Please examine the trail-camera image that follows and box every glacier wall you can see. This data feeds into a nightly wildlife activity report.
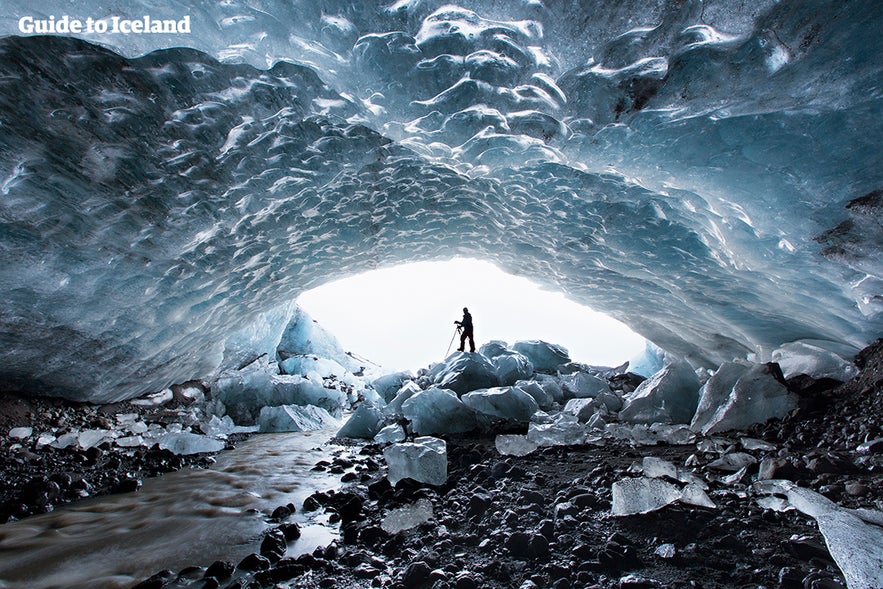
[0,0,881,401]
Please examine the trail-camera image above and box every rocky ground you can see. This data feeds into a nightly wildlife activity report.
[127,341,882,589]
[0,384,244,523]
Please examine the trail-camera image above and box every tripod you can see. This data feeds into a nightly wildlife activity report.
[445,325,462,357]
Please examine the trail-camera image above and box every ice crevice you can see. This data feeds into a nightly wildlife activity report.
[0,0,880,402]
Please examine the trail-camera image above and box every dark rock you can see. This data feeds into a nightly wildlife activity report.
[402,561,432,588]
[359,525,389,547]
[302,492,325,511]
[786,537,833,563]
[271,504,293,521]
[777,566,805,589]
[333,492,364,522]
[506,531,549,559]
[236,553,271,571]
[132,569,175,589]
[467,493,492,519]
[538,519,555,541]
[204,561,235,580]
[279,522,302,540]
[844,481,869,496]
[454,571,479,589]
[254,561,307,584]
[353,563,380,578]
[260,529,287,561]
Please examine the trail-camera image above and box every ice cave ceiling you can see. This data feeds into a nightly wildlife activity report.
[0,0,881,402]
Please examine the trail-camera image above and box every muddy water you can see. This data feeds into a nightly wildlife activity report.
[0,430,355,589]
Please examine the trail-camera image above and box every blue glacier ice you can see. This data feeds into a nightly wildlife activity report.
[461,386,540,426]
[383,436,448,486]
[0,0,880,406]
[401,387,478,435]
[619,359,701,424]
[337,403,385,439]
[431,352,499,395]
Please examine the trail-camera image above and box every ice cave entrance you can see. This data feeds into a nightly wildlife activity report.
[297,258,645,371]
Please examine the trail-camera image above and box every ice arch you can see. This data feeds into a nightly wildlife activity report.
[0,0,881,402]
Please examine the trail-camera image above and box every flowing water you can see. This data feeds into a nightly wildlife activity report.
[0,430,355,589]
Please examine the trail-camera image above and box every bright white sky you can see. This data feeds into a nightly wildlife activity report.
[297,258,645,371]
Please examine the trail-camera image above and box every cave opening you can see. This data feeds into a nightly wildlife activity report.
[296,257,646,372]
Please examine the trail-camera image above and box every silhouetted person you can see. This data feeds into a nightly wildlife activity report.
[455,307,475,353]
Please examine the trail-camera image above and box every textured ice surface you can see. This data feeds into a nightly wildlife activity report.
[130,389,173,407]
[612,478,682,515]
[512,341,571,372]
[384,381,423,417]
[374,424,406,444]
[8,427,32,440]
[372,372,415,404]
[0,1,881,402]
[612,477,715,515]
[257,404,339,433]
[771,341,860,381]
[479,341,509,360]
[495,434,539,457]
[561,372,611,399]
[619,361,701,424]
[214,358,346,425]
[514,381,554,410]
[401,388,477,435]
[337,403,385,439]
[462,386,540,426]
[754,480,883,589]
[527,412,586,447]
[384,437,447,486]
[642,456,678,480]
[158,432,226,455]
[492,352,534,386]
[693,364,796,434]
[432,353,499,395]
[381,499,434,534]
[276,307,361,373]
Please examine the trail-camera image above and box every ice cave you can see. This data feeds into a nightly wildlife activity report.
[0,1,881,588]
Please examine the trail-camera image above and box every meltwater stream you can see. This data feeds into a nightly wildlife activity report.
[0,429,355,589]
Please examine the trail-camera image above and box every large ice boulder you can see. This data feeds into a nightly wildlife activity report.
[384,437,447,486]
[561,372,610,399]
[462,386,540,426]
[514,380,554,409]
[493,352,535,386]
[372,371,414,403]
[214,358,346,425]
[385,381,422,417]
[401,388,478,435]
[479,340,509,360]
[257,404,340,433]
[512,341,571,371]
[276,307,361,372]
[431,352,499,395]
[619,360,701,425]
[771,340,859,381]
[692,363,797,435]
[534,374,564,403]
[527,412,587,446]
[337,403,385,439]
